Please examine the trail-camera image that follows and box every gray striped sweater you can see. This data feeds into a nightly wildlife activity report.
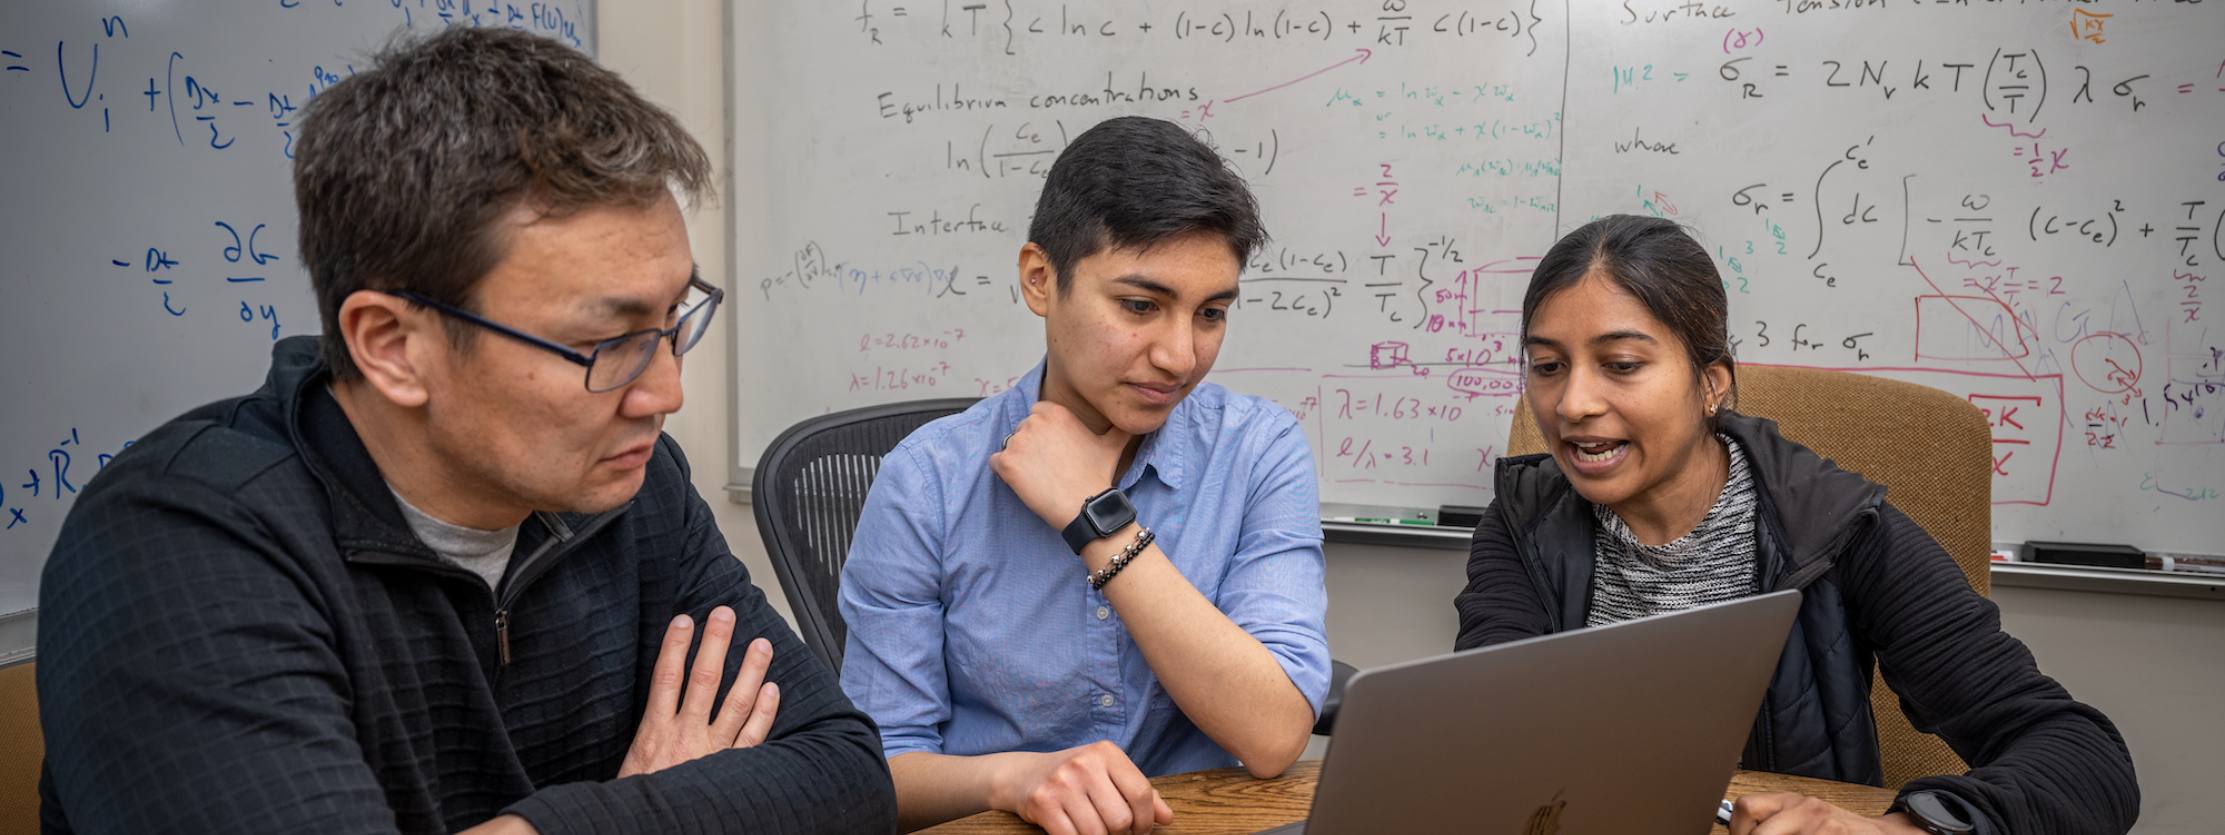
[1586,435,1758,627]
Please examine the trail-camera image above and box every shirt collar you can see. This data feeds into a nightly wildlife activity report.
[272,338,591,567]
[1010,359,1190,492]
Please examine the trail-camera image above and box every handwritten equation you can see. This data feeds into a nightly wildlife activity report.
[849,0,1547,55]
[11,4,583,160]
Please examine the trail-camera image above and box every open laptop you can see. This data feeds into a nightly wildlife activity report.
[1260,590,1801,834]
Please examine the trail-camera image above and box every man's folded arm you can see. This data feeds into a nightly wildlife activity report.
[506,446,899,834]
[38,482,403,835]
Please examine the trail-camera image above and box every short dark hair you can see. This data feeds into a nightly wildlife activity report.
[1027,116,1267,293]
[294,27,712,379]
[1522,214,1739,419]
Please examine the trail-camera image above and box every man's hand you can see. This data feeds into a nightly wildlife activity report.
[619,606,781,778]
[989,401,1132,531]
[988,741,1173,835]
[1730,793,1928,835]
[458,814,541,834]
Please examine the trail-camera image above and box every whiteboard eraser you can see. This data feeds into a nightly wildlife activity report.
[2019,541,2144,570]
[1437,504,1486,528]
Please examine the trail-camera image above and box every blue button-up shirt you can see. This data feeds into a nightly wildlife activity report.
[838,362,1329,776]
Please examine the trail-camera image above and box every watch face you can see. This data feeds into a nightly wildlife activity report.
[1083,490,1134,533]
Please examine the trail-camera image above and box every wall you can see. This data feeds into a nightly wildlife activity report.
[1990,585,2225,835]
[597,0,788,624]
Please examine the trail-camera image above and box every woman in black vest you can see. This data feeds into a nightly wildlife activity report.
[1454,214,2136,835]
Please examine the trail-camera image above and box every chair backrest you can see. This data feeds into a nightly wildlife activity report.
[753,398,978,672]
[1507,364,1993,788]
[1,661,39,835]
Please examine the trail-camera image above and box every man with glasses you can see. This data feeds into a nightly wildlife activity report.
[35,28,895,835]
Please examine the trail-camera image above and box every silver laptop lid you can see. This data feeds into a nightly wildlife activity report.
[1298,590,1801,835]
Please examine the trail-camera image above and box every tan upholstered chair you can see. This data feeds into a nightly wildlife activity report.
[1507,364,1993,789]
[1,661,39,835]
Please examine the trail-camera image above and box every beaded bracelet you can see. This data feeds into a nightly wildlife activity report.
[1088,526,1154,590]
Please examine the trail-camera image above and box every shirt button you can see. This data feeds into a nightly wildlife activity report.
[1095,606,1111,621]
[1100,693,1116,708]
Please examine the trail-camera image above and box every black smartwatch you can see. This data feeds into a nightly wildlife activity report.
[1061,487,1137,554]
[1893,791,1976,835]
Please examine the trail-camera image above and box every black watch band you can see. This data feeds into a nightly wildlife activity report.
[1061,487,1136,554]
[1893,791,1976,835]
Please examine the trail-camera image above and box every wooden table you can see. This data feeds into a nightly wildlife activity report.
[921,760,1899,834]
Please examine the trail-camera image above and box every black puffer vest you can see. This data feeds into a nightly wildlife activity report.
[1486,412,1888,784]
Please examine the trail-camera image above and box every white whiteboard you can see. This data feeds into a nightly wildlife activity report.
[733,0,2223,554]
[0,0,595,619]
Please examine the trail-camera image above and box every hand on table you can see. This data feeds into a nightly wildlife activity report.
[990,740,1173,835]
[1729,793,1927,835]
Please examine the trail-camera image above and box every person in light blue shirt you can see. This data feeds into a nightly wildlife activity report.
[838,116,1329,835]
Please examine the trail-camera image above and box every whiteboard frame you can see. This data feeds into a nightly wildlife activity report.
[723,0,752,509]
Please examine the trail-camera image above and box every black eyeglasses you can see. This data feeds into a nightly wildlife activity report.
[400,276,724,393]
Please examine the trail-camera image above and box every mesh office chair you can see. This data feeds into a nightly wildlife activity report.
[1508,364,1994,788]
[754,398,1356,736]
[753,399,978,672]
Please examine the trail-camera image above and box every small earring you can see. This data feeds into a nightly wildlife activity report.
[1706,401,1719,417]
